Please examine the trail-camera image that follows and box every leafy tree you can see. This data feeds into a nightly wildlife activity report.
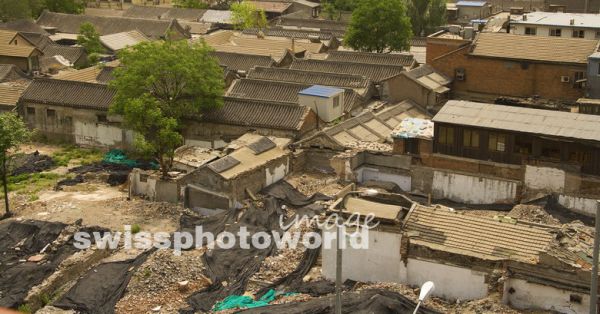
[173,0,209,9]
[77,22,104,60]
[44,0,85,14]
[332,0,359,11]
[408,0,446,36]
[344,0,412,53]
[0,0,33,22]
[109,40,224,177]
[0,113,30,219]
[231,2,267,30]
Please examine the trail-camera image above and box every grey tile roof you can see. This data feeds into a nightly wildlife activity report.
[247,67,372,94]
[326,51,417,68]
[0,19,48,34]
[199,97,311,131]
[20,78,115,110]
[42,44,86,63]
[290,59,405,82]
[36,11,189,39]
[199,10,232,24]
[123,6,207,21]
[433,100,600,142]
[210,51,275,72]
[20,32,53,50]
[242,27,343,40]
[226,78,362,111]
[0,64,29,83]
[278,16,347,32]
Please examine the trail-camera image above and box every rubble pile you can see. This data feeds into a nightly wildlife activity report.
[345,140,392,152]
[287,173,342,197]
[115,249,210,314]
[508,204,561,225]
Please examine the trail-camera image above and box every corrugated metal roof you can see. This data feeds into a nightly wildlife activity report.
[471,33,598,64]
[433,100,600,142]
[298,85,343,98]
[405,204,554,264]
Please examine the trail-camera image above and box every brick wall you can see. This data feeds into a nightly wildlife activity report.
[429,45,586,101]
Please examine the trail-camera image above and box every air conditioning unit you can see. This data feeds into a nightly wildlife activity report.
[560,76,570,83]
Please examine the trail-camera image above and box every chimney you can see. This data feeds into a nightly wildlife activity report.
[570,18,575,25]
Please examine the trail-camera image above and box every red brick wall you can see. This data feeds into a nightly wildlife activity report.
[429,46,586,101]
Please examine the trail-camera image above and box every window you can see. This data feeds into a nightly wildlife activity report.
[488,133,506,152]
[572,30,585,38]
[26,107,35,115]
[332,96,340,108]
[514,137,532,155]
[463,129,479,148]
[596,31,600,39]
[524,27,537,35]
[405,138,419,154]
[97,114,108,123]
[455,68,465,81]
[46,109,56,118]
[438,126,454,145]
[574,71,586,88]
[550,28,562,36]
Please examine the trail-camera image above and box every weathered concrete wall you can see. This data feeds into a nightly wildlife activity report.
[406,258,488,301]
[321,228,406,283]
[130,170,157,200]
[410,166,435,194]
[74,120,128,147]
[155,180,179,203]
[356,166,412,192]
[558,194,598,216]
[524,165,566,193]
[503,278,590,314]
[432,170,518,204]
[185,184,231,210]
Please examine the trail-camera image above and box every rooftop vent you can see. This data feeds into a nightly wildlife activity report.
[247,137,276,155]
[208,156,240,173]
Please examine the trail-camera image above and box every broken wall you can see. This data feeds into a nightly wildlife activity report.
[503,278,590,314]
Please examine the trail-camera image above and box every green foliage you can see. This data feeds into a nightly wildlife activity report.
[321,1,338,20]
[407,0,446,36]
[51,145,102,167]
[131,224,141,234]
[44,0,85,14]
[18,304,32,314]
[331,0,359,11]
[109,40,224,176]
[173,0,209,9]
[231,2,267,30]
[0,0,32,22]
[77,22,104,59]
[344,0,412,53]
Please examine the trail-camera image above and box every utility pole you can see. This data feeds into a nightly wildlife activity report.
[591,200,600,314]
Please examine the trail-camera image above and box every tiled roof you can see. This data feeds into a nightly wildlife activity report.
[278,16,347,32]
[404,205,554,264]
[0,45,38,58]
[42,44,86,63]
[100,30,149,52]
[433,100,600,142]
[403,64,451,93]
[199,97,311,131]
[204,31,325,55]
[227,78,361,111]
[36,11,188,39]
[290,59,405,82]
[199,10,233,24]
[20,32,53,50]
[122,6,206,21]
[20,78,115,110]
[0,30,17,44]
[242,27,343,40]
[247,1,292,13]
[471,33,598,64]
[210,51,275,72]
[326,51,416,68]
[0,64,29,83]
[247,67,371,90]
[0,20,48,34]
[54,66,103,83]
[0,83,28,107]
[179,21,214,35]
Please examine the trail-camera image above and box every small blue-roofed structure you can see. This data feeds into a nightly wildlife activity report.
[298,85,344,98]
[456,1,487,7]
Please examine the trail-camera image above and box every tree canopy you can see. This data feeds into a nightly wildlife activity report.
[77,22,104,64]
[344,0,412,53]
[109,40,224,177]
[408,0,446,36]
[0,0,82,22]
[173,0,209,9]
[230,2,267,30]
[0,113,30,218]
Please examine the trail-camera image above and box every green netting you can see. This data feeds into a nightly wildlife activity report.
[102,149,158,169]
[213,289,277,311]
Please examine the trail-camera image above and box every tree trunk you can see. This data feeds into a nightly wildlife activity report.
[2,156,10,218]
